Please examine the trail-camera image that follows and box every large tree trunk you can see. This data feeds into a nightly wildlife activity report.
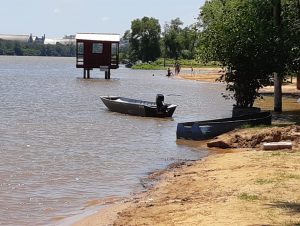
[273,0,282,112]
[274,73,282,112]
[297,74,300,90]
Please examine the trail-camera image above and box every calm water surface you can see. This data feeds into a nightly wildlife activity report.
[0,56,233,225]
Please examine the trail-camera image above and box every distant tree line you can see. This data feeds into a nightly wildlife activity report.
[120,17,198,63]
[0,40,76,57]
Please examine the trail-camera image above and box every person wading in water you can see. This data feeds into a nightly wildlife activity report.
[175,62,181,75]
[166,68,173,77]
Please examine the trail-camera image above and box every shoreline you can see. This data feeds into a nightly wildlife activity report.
[73,125,300,226]
[73,149,300,226]
[113,149,300,225]
[72,71,300,226]
[177,69,300,96]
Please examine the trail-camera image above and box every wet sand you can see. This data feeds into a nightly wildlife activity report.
[73,70,300,226]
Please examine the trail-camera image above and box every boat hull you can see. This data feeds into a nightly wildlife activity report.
[100,96,177,117]
[177,112,272,140]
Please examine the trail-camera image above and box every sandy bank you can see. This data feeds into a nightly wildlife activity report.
[178,68,300,96]
[177,68,223,83]
[113,150,300,226]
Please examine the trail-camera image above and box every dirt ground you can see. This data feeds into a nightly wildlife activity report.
[113,150,300,226]
[73,69,300,226]
[207,125,300,149]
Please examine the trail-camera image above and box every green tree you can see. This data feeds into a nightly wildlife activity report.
[198,0,288,108]
[119,30,131,61]
[181,25,198,59]
[282,0,300,78]
[14,42,23,56]
[0,40,76,57]
[163,18,184,60]
[162,18,199,60]
[0,41,4,55]
[4,41,14,55]
[129,17,161,62]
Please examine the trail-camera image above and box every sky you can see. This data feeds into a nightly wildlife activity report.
[0,0,205,38]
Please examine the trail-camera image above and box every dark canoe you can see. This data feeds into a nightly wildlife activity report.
[100,96,177,117]
[177,111,272,140]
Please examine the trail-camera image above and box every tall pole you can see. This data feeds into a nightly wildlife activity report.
[273,0,282,112]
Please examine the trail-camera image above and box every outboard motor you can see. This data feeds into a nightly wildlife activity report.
[156,94,165,112]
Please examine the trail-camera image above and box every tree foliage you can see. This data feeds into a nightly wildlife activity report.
[119,30,131,61]
[125,17,199,63]
[163,18,184,60]
[129,17,161,62]
[197,0,298,107]
[0,40,76,57]
[282,0,300,75]
[163,18,198,60]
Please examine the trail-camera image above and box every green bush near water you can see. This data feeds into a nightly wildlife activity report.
[131,58,219,70]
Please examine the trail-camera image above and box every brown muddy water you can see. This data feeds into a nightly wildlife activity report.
[0,56,234,225]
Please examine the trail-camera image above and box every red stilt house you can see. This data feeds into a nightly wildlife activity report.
[75,33,120,79]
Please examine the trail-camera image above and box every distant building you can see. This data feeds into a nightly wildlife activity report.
[32,34,46,44]
[0,34,30,42]
[0,33,75,45]
[63,35,75,39]
[43,34,75,45]
[44,38,75,45]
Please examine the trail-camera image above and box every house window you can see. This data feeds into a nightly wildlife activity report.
[111,43,118,55]
[92,43,103,54]
[77,42,84,54]
[111,43,118,62]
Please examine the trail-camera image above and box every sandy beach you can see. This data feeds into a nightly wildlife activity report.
[73,69,300,226]
[178,69,300,96]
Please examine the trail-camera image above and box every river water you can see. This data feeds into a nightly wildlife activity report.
[0,56,233,225]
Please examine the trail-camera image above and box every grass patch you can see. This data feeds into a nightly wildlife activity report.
[239,193,260,201]
[262,151,289,158]
[240,124,272,129]
[282,220,300,226]
[131,58,220,70]
[131,64,165,70]
[256,178,275,185]
[255,173,300,186]
[271,152,282,156]
[279,173,300,180]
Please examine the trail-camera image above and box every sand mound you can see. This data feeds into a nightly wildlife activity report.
[207,125,300,149]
